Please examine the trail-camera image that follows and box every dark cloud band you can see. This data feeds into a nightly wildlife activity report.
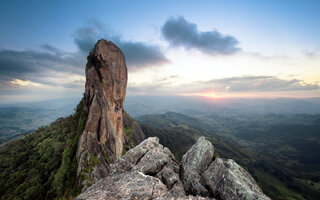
[161,16,240,55]
[0,48,84,83]
[73,20,168,68]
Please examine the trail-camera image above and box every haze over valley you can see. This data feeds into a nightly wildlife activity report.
[0,0,320,199]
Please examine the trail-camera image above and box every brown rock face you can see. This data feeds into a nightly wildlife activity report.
[76,40,131,189]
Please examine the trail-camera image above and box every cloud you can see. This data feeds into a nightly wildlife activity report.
[128,76,320,95]
[161,16,240,55]
[0,19,168,95]
[73,20,168,68]
[41,44,63,55]
[202,76,320,92]
[117,41,168,67]
[73,20,105,53]
[0,46,86,94]
[10,79,44,87]
[302,50,318,58]
[0,48,83,82]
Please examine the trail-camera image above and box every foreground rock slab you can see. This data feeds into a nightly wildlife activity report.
[76,137,207,200]
[76,136,270,200]
[76,171,168,200]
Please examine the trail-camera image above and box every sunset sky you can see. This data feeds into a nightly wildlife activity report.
[1,0,320,103]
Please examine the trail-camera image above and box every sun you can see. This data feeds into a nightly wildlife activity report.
[196,92,217,99]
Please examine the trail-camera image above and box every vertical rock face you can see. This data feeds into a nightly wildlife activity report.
[76,39,142,189]
[84,39,127,157]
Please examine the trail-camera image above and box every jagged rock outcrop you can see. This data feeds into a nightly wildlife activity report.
[76,136,270,200]
[202,158,270,200]
[181,136,214,196]
[181,137,270,200]
[76,137,207,200]
[76,40,145,189]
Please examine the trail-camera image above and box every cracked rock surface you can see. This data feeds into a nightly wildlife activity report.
[202,158,270,200]
[76,137,206,200]
[76,137,270,200]
[181,136,214,196]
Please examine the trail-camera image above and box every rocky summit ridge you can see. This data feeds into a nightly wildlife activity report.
[76,136,270,200]
[75,39,270,199]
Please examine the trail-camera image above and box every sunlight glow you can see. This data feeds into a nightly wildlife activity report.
[10,79,44,87]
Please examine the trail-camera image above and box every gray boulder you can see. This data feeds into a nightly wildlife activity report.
[181,136,214,196]
[76,170,168,200]
[76,137,207,200]
[202,158,271,200]
[76,136,270,200]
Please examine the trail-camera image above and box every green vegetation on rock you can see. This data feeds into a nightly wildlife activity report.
[78,151,99,187]
[122,110,144,155]
[0,97,88,200]
[213,152,220,159]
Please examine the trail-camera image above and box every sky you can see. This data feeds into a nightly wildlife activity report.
[0,0,320,103]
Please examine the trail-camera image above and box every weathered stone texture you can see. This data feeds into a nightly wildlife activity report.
[76,40,144,190]
[77,136,270,200]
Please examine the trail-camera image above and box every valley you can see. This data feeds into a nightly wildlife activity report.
[137,111,320,200]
